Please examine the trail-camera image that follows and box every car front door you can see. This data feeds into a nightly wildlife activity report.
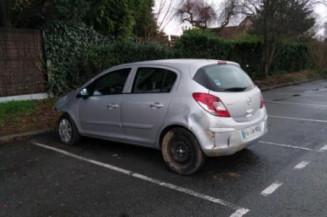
[121,66,178,146]
[78,68,131,140]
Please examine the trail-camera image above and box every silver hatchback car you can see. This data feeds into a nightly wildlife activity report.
[56,59,268,175]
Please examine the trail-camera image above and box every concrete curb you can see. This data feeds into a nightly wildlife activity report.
[260,77,326,91]
[0,128,53,144]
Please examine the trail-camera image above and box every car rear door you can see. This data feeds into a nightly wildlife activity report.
[78,68,131,139]
[120,66,178,146]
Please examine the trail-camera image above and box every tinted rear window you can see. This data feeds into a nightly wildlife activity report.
[193,64,254,92]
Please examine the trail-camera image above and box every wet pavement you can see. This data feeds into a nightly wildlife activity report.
[1,79,327,217]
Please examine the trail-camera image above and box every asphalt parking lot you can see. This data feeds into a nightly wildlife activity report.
[1,79,327,217]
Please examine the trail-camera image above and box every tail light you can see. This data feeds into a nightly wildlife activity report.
[260,93,265,108]
[192,93,230,117]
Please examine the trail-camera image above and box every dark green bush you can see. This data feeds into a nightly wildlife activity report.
[45,20,106,94]
[175,29,310,79]
[274,42,309,73]
[45,26,311,95]
[308,40,327,74]
[175,29,231,59]
[45,20,179,95]
[82,41,180,77]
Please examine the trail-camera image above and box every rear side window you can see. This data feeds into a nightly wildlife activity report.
[193,64,254,92]
[91,68,131,96]
[132,67,177,93]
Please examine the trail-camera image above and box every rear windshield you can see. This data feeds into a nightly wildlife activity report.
[193,64,254,92]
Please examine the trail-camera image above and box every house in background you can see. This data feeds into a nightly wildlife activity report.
[212,16,253,40]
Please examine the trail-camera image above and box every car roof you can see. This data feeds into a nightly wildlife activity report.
[112,59,240,77]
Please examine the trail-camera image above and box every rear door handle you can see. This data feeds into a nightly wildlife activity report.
[107,103,119,109]
[150,102,164,109]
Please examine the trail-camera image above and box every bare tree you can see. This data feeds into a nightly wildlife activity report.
[154,0,181,32]
[177,0,217,28]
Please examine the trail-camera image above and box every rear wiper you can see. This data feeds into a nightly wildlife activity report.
[223,87,247,92]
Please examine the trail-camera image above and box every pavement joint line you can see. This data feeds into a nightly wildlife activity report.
[294,161,310,170]
[268,115,327,123]
[261,182,283,196]
[318,144,327,152]
[259,141,318,152]
[265,101,327,107]
[32,142,249,214]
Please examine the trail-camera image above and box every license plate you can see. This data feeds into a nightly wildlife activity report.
[241,124,262,141]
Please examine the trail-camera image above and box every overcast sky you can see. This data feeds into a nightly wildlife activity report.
[154,0,327,37]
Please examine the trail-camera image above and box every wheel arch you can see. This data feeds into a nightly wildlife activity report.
[158,124,199,148]
[57,111,82,133]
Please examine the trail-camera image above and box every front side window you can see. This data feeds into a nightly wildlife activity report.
[90,68,131,96]
[132,67,177,93]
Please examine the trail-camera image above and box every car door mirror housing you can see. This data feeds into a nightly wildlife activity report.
[77,88,89,98]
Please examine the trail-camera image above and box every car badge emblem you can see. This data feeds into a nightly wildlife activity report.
[247,97,252,105]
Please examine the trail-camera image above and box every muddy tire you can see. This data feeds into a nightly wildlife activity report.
[57,114,81,145]
[161,128,206,175]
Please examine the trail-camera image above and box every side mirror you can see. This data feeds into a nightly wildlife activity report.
[77,88,89,98]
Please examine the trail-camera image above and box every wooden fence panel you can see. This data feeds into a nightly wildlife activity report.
[0,29,47,97]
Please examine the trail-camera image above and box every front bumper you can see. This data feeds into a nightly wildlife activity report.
[201,118,268,157]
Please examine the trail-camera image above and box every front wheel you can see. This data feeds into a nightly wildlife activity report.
[57,115,81,145]
[161,128,206,175]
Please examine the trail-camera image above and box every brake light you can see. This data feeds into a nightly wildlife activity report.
[192,93,230,117]
[260,93,265,108]
[218,60,227,65]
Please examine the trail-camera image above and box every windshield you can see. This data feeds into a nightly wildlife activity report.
[193,64,254,92]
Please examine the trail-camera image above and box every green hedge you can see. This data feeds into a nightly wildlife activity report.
[45,21,179,95]
[82,41,180,77]
[45,20,105,94]
[45,25,310,95]
[175,29,309,79]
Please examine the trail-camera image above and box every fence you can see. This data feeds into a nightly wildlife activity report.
[0,28,47,97]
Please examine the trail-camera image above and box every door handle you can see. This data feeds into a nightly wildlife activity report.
[107,103,119,109]
[150,102,164,109]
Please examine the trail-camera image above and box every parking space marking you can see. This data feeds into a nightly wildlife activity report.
[32,142,249,215]
[229,208,250,217]
[265,101,327,107]
[259,141,317,152]
[294,161,310,170]
[268,115,327,123]
[319,144,327,152]
[261,182,283,196]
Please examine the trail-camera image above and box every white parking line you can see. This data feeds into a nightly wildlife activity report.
[294,161,310,170]
[268,115,327,123]
[261,182,283,196]
[259,141,317,152]
[265,101,327,107]
[319,144,327,152]
[230,208,250,217]
[32,142,249,216]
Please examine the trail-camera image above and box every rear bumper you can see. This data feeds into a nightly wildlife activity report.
[200,116,268,157]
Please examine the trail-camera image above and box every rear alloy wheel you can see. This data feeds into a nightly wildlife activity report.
[161,128,206,175]
[57,115,81,145]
